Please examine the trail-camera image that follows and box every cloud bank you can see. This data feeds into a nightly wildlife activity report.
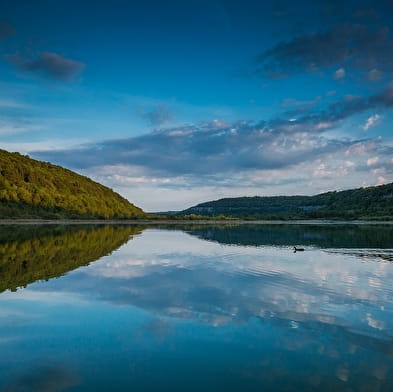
[34,84,393,176]
[33,120,371,177]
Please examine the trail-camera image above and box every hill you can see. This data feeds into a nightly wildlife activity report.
[0,149,145,219]
[181,183,393,220]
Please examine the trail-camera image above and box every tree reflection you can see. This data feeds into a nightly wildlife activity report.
[0,224,143,293]
[175,224,393,249]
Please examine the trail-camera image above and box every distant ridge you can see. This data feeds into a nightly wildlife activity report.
[181,183,393,220]
[0,149,146,219]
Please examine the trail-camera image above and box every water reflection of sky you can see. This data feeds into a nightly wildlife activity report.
[1,227,393,391]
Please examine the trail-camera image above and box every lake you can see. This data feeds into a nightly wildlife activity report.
[1,223,393,391]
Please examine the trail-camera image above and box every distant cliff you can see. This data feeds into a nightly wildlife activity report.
[181,183,393,220]
[0,149,146,219]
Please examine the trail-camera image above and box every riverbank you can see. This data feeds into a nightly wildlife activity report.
[1,219,393,225]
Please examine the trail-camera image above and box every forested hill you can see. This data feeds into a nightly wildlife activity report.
[181,183,393,220]
[0,149,146,219]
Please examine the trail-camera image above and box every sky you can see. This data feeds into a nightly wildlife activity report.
[1,0,393,211]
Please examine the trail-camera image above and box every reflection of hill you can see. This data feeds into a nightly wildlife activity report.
[0,225,143,292]
[179,224,393,249]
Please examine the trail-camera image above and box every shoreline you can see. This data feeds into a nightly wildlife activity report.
[0,219,393,225]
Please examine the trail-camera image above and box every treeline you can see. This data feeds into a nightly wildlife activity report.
[0,149,146,219]
[181,183,393,220]
[0,224,143,292]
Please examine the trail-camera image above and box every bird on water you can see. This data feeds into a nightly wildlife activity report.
[293,246,305,252]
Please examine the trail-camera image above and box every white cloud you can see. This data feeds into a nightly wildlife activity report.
[362,114,381,131]
[333,68,346,80]
[367,156,379,166]
[312,160,355,179]
[345,140,377,156]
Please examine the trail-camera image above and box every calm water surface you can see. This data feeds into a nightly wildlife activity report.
[1,224,393,391]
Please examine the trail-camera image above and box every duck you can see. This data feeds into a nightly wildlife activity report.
[293,246,305,252]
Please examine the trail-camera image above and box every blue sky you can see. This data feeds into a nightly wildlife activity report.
[1,0,393,210]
